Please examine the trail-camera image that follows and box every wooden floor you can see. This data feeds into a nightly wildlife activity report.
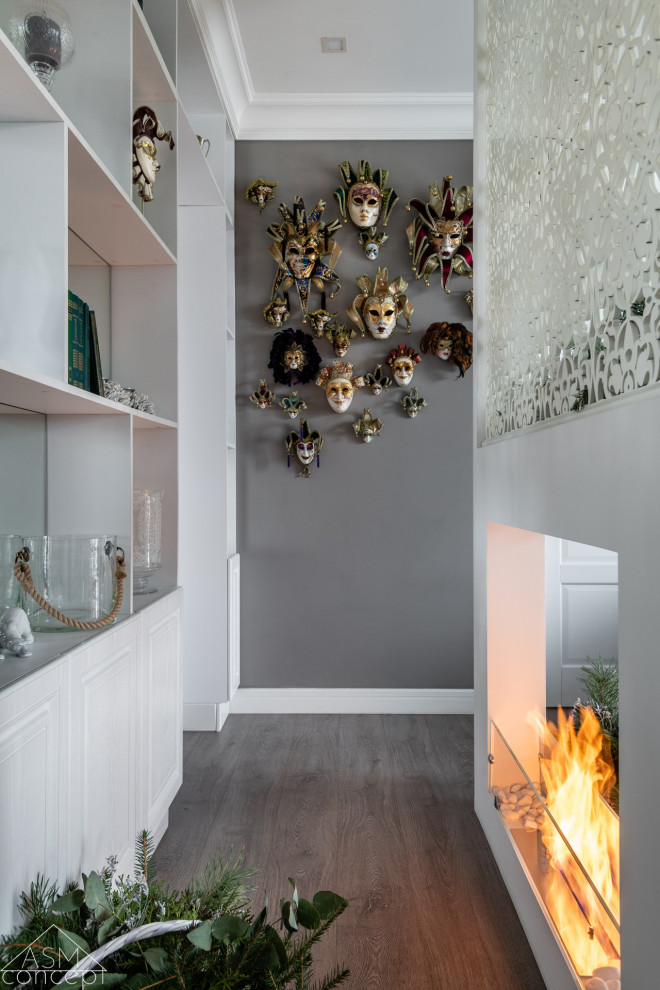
[154,714,547,989]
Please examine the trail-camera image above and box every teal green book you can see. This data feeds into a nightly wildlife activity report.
[82,301,91,391]
[68,290,86,389]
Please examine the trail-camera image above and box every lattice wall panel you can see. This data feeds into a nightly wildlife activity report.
[484,0,660,437]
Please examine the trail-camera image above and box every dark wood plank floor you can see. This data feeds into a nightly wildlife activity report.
[154,714,547,989]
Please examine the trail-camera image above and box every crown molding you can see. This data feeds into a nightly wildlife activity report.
[237,93,473,140]
[193,1,472,141]
[188,0,247,136]
[221,0,255,104]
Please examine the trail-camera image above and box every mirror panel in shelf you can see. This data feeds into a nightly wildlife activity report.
[0,403,46,536]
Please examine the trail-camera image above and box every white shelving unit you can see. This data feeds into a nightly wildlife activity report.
[0,0,236,927]
[0,0,235,642]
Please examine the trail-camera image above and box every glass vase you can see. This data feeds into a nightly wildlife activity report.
[0,535,24,616]
[132,489,164,594]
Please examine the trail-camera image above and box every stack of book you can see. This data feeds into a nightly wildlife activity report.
[67,290,104,395]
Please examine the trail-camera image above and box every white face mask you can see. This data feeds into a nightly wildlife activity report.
[135,138,159,186]
[393,359,415,386]
[364,294,397,339]
[296,441,316,465]
[348,183,381,227]
[325,378,354,412]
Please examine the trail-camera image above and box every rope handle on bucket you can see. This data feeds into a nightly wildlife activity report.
[13,545,126,630]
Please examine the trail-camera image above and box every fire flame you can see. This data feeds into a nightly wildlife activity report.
[532,707,620,976]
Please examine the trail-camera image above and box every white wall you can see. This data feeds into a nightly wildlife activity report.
[474,0,660,986]
[474,394,660,990]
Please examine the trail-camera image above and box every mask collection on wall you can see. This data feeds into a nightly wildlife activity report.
[246,165,473,477]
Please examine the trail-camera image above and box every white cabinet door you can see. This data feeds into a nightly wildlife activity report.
[0,662,69,935]
[68,621,139,880]
[546,537,618,707]
[136,589,182,844]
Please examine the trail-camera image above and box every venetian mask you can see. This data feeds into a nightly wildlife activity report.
[335,160,397,258]
[353,408,383,443]
[263,298,290,327]
[249,379,276,409]
[348,182,381,228]
[363,238,380,261]
[267,197,341,321]
[325,323,357,357]
[407,176,473,293]
[283,346,305,371]
[316,361,364,413]
[245,177,277,212]
[348,268,413,340]
[420,321,473,378]
[135,138,158,186]
[429,218,465,261]
[268,328,321,386]
[132,105,175,204]
[286,419,323,478]
[400,387,427,418]
[284,233,319,279]
[386,344,421,386]
[308,308,337,337]
[279,391,307,419]
[296,439,316,464]
[363,365,391,395]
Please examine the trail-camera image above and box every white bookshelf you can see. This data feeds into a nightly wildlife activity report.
[0,0,235,676]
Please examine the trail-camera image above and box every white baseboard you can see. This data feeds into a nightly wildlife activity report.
[183,702,230,731]
[229,688,474,715]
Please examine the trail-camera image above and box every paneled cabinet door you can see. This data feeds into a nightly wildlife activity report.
[0,662,69,936]
[68,620,139,881]
[136,589,183,844]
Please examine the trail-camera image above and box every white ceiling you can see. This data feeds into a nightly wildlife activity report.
[191,0,475,140]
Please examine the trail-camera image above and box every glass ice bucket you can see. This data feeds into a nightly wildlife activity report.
[19,535,120,631]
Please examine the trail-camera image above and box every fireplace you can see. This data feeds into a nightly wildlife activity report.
[482,522,621,989]
[489,716,620,988]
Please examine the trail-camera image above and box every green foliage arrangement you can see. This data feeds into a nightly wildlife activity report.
[571,655,619,809]
[0,832,349,990]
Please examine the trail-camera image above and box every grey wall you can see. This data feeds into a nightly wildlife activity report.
[235,140,473,689]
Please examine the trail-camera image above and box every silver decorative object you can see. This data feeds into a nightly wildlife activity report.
[0,606,34,657]
[103,379,155,415]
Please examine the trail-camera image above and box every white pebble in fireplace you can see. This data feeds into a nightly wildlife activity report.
[493,782,545,830]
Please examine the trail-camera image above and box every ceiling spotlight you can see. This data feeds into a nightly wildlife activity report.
[321,36,346,53]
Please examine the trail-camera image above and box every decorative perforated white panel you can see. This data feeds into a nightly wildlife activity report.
[484,0,660,437]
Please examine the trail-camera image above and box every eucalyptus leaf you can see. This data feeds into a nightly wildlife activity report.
[264,926,287,968]
[296,898,321,930]
[98,915,120,946]
[51,889,84,914]
[57,928,90,960]
[187,920,213,951]
[211,916,249,943]
[84,871,113,919]
[312,890,348,920]
[280,900,298,933]
[288,877,299,906]
[143,947,170,974]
